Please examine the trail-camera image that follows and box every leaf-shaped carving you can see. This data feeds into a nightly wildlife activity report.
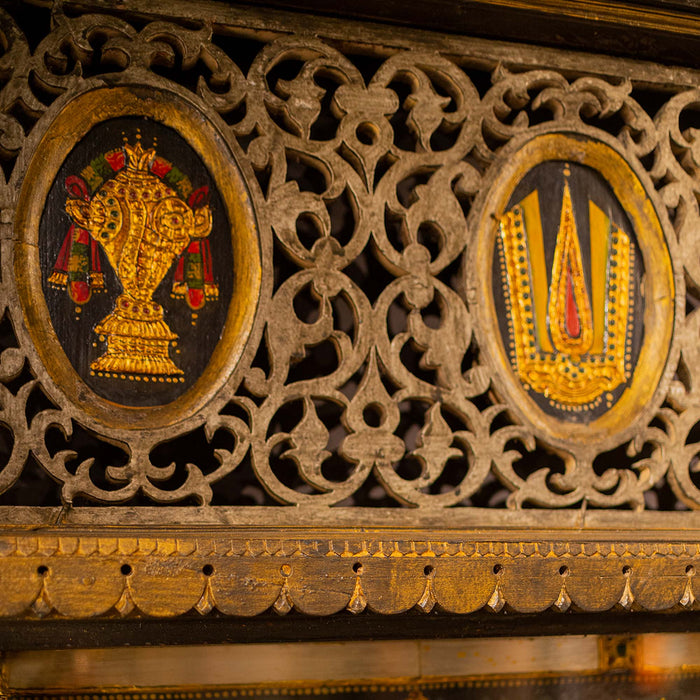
[282,398,332,487]
[411,404,461,483]
[341,351,405,469]
[276,71,326,139]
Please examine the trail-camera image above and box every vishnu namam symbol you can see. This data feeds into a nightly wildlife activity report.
[50,135,219,381]
[497,163,634,412]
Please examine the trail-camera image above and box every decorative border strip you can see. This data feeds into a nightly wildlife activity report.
[0,532,698,617]
[60,0,700,86]
[6,634,700,695]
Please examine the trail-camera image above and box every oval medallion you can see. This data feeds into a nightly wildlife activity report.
[15,86,261,429]
[472,133,676,445]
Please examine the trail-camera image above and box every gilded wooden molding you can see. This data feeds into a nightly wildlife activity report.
[1,0,700,624]
[0,530,698,617]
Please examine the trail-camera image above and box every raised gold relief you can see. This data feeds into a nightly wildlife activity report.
[546,178,595,357]
[497,167,632,410]
[14,85,262,428]
[473,132,675,444]
[63,138,215,381]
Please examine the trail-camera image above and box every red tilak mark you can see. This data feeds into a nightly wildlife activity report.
[187,287,205,310]
[565,266,580,339]
[69,280,90,304]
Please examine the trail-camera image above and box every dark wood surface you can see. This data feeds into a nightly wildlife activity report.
[2,610,700,650]
[219,0,700,68]
[15,0,700,67]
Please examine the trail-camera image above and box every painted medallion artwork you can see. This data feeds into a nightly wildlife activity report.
[493,160,644,422]
[475,133,675,442]
[38,117,234,407]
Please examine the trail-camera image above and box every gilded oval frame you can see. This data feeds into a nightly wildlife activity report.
[14,85,262,431]
[470,131,678,449]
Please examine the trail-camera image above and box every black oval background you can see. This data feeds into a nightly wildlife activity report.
[38,116,234,407]
[491,160,645,423]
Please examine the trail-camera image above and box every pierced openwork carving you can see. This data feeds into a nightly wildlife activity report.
[0,1,698,518]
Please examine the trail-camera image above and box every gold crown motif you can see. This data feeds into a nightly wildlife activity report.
[124,138,156,173]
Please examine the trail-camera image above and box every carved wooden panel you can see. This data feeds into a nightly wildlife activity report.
[1,0,700,622]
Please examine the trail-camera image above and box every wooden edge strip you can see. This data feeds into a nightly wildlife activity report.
[0,531,698,618]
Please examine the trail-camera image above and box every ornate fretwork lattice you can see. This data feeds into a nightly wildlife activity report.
[1,2,700,515]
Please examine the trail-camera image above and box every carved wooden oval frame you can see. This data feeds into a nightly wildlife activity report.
[13,83,262,431]
[470,130,679,452]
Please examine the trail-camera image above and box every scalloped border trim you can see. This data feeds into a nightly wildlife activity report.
[1,533,698,618]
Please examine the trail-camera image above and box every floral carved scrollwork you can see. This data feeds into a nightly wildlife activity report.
[0,3,699,515]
